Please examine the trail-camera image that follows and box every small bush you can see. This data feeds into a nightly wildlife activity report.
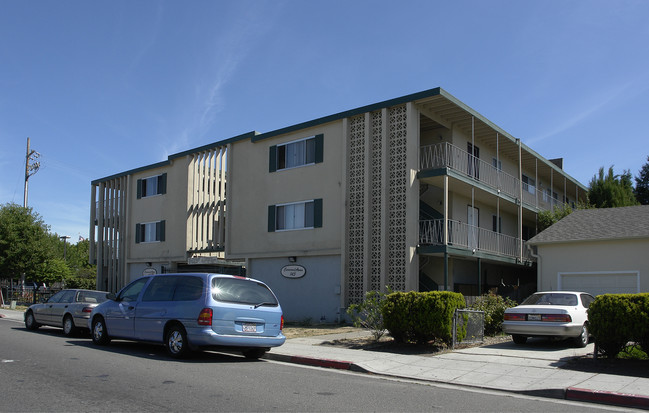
[590,293,649,358]
[347,290,387,341]
[382,291,465,345]
[469,293,517,336]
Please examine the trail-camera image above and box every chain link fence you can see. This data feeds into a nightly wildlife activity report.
[452,309,484,348]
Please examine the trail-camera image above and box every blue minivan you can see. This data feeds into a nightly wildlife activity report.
[88,273,285,358]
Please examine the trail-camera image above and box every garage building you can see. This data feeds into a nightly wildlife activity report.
[527,205,649,296]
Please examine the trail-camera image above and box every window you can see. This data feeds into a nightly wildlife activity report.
[522,175,535,194]
[137,173,167,199]
[211,277,278,306]
[492,158,502,171]
[269,134,324,172]
[467,143,480,179]
[118,277,150,302]
[141,276,204,302]
[135,220,165,243]
[268,199,323,232]
[492,215,502,233]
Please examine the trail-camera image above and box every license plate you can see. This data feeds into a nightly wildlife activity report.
[527,314,541,321]
[242,323,257,333]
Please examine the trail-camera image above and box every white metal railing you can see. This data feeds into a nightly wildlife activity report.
[419,219,534,261]
[420,142,566,209]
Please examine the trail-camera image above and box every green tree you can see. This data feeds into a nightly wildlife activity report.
[588,166,639,208]
[635,156,649,205]
[38,257,72,285]
[538,204,573,232]
[0,203,54,281]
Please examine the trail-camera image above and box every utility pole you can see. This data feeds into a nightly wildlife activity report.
[24,137,41,208]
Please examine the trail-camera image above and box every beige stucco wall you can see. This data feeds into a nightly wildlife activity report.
[128,158,190,263]
[537,238,649,293]
[227,122,344,258]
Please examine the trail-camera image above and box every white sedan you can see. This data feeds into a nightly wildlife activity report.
[502,291,595,347]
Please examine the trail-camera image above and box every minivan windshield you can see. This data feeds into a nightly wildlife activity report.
[211,277,278,307]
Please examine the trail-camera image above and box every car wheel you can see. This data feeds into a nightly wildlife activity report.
[91,316,111,345]
[63,315,78,337]
[165,324,190,358]
[242,348,266,359]
[573,324,589,348]
[25,311,40,330]
[512,335,527,344]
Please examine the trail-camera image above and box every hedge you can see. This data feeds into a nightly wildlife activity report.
[381,291,466,345]
[589,293,649,358]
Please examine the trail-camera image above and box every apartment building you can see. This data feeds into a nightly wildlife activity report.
[90,87,586,322]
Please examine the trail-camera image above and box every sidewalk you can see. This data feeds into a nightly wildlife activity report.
[3,308,648,410]
[265,330,649,410]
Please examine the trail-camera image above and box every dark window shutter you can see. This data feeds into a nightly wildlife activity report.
[268,205,276,232]
[157,220,166,242]
[313,198,323,228]
[315,134,324,164]
[269,145,277,173]
[158,173,167,195]
[136,179,143,199]
[135,223,141,243]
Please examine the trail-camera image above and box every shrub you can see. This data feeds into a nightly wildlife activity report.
[347,290,388,341]
[589,293,649,358]
[382,291,465,345]
[469,293,517,336]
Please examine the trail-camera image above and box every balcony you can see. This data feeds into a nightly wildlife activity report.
[420,142,566,211]
[419,219,535,262]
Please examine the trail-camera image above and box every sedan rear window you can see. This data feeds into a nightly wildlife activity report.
[521,293,578,306]
[211,278,278,307]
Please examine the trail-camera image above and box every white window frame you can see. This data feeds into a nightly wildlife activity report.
[276,136,317,171]
[137,221,163,243]
[275,200,315,231]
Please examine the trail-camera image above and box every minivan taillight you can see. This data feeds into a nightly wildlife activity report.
[280,315,284,331]
[198,308,213,326]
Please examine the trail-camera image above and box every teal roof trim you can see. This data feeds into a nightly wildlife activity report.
[251,87,443,142]
[92,131,258,184]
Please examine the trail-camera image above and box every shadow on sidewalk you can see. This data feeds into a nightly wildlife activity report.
[560,356,649,378]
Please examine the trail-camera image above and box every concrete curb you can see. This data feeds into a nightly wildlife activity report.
[566,387,649,410]
[264,352,369,373]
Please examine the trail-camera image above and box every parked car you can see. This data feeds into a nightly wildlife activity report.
[24,289,109,336]
[88,273,285,359]
[502,291,595,347]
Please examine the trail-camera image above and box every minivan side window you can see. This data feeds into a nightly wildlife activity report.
[173,276,203,301]
[211,278,278,306]
[142,277,176,302]
[119,277,149,302]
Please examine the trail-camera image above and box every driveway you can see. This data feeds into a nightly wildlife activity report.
[455,337,595,364]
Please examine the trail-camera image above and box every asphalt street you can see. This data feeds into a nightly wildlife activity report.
[0,318,632,412]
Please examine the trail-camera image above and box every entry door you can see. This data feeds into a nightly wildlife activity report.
[467,206,479,250]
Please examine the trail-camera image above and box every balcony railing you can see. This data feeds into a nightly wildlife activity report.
[420,142,520,199]
[419,219,534,262]
[420,142,567,211]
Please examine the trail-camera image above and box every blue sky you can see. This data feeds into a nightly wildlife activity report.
[1,1,648,241]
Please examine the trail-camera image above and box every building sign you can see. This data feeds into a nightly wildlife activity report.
[281,265,306,279]
[142,267,157,276]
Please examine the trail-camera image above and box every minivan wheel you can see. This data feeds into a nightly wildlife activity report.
[573,324,589,348]
[63,315,78,337]
[242,348,266,359]
[91,316,111,345]
[25,311,40,330]
[165,324,190,358]
[512,335,527,345]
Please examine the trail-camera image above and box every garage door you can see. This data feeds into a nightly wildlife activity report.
[559,272,639,296]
